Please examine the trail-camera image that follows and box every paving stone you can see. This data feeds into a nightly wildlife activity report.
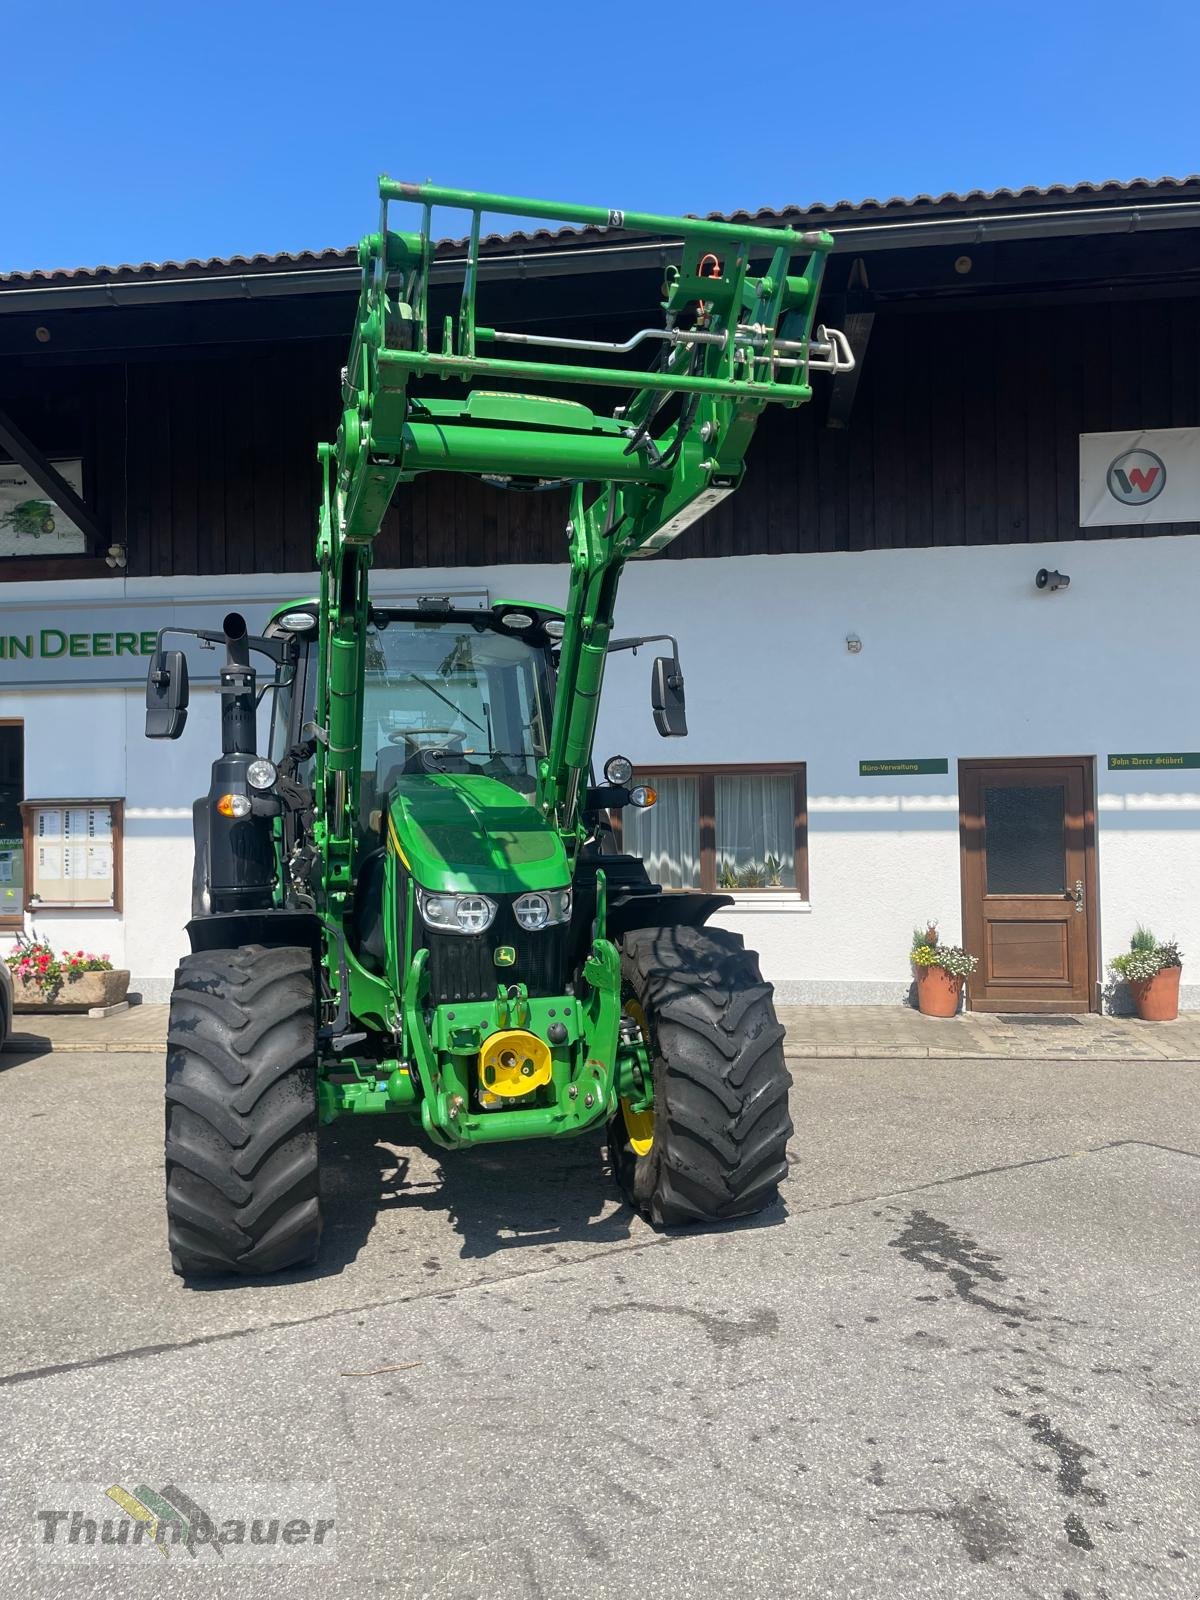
[4,999,1199,1064]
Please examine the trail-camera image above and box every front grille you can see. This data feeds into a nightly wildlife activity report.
[423,905,568,1004]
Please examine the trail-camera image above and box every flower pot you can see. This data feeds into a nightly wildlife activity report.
[1128,964,1181,1022]
[12,969,130,1014]
[916,964,963,1018]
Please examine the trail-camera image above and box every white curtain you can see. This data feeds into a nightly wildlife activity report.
[715,774,794,887]
[622,775,699,888]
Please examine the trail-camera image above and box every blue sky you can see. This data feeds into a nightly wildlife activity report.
[6,0,1198,273]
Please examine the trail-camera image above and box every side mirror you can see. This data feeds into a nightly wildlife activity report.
[651,654,687,738]
[145,649,189,740]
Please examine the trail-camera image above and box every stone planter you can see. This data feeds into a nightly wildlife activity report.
[12,969,130,1013]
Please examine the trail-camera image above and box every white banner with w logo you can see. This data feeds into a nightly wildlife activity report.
[1080,427,1200,526]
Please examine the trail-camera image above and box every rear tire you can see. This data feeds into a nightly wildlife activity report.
[608,925,792,1225]
[164,944,321,1277]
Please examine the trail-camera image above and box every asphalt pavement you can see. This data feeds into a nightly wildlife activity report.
[1,1045,1198,1599]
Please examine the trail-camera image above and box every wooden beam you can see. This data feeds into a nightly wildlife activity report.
[825,311,874,429]
[0,408,106,547]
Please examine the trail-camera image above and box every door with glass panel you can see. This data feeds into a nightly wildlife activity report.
[959,759,1096,1013]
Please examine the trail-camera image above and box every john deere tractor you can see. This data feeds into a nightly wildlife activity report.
[145,179,851,1277]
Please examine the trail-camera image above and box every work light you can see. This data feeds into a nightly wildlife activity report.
[246,758,278,791]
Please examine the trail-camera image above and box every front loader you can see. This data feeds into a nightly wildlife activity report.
[145,179,852,1276]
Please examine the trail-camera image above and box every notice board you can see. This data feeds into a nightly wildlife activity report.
[21,799,123,910]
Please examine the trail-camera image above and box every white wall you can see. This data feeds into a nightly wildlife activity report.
[592,534,1200,1006]
[1,535,1197,1006]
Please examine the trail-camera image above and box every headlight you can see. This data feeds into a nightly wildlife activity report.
[216,793,251,819]
[246,758,278,791]
[629,785,657,809]
[416,888,498,935]
[514,893,549,931]
[514,889,572,930]
[604,754,634,786]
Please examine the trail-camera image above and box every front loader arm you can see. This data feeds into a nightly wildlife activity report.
[315,178,850,885]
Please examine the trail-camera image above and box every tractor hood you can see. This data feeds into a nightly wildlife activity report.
[387,774,570,896]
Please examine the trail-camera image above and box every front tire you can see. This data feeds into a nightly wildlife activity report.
[164,944,321,1277]
[608,925,792,1225]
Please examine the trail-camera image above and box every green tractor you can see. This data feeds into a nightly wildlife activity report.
[145,179,851,1276]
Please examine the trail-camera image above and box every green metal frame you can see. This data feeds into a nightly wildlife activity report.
[305,178,840,1145]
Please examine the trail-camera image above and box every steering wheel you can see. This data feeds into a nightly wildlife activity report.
[385,727,461,745]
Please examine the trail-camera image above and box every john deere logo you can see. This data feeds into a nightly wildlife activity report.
[1107,447,1166,506]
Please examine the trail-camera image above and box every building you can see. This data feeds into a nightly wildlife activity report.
[2,177,1198,1009]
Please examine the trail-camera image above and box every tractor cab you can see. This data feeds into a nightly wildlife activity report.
[265,597,564,826]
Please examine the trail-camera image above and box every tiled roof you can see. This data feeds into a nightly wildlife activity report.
[3,175,1198,287]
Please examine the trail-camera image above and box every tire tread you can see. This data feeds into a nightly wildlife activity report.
[164,944,321,1277]
[609,925,793,1226]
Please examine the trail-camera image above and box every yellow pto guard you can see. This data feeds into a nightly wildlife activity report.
[479,1029,554,1102]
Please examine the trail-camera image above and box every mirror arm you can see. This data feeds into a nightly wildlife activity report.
[153,624,289,668]
[607,632,681,661]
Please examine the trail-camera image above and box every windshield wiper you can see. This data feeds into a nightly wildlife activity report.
[408,672,487,734]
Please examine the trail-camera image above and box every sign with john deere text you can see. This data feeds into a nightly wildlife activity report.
[1107,752,1200,771]
[859,758,949,777]
[1080,428,1200,526]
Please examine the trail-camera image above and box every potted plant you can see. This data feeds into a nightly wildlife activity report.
[5,936,129,1013]
[1109,926,1183,1022]
[910,923,979,1017]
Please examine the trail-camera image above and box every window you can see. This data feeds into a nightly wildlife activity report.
[0,722,24,923]
[359,618,554,823]
[618,764,808,896]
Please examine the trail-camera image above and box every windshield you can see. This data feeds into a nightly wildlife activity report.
[361,619,553,818]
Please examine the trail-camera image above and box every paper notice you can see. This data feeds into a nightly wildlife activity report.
[87,845,113,880]
[66,808,89,840]
[37,809,63,841]
[66,847,90,880]
[88,808,113,841]
[0,858,12,882]
[37,845,62,878]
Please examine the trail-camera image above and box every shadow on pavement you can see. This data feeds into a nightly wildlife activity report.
[188,1117,634,1293]
[320,1118,634,1267]
[0,1039,52,1068]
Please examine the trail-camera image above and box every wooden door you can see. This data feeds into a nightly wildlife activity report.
[959,759,1097,1013]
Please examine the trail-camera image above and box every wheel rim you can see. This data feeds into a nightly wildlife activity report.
[620,998,654,1157]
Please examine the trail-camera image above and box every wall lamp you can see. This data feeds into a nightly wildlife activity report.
[1035,568,1070,592]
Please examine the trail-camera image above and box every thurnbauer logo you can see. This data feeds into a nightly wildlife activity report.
[1106,447,1166,506]
[36,1483,335,1561]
